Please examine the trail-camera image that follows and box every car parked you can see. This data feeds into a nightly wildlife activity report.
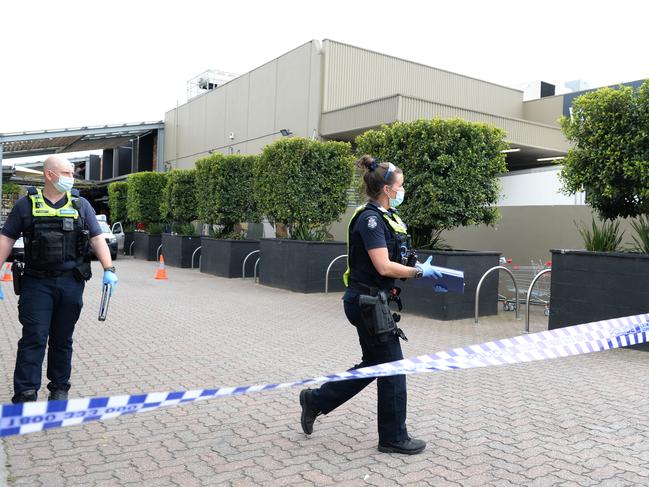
[93,215,118,260]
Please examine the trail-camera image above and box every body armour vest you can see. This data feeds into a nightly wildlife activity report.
[23,187,90,270]
[343,202,411,289]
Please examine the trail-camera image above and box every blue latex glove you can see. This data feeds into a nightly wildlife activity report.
[416,256,442,279]
[416,256,448,293]
[0,285,4,300]
[103,270,118,296]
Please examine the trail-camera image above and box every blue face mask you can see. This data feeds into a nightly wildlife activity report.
[53,174,74,193]
[389,189,405,208]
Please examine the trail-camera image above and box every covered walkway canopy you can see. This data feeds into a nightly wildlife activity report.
[0,121,164,162]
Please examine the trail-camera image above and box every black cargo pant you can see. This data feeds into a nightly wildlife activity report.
[13,273,84,401]
[309,290,408,443]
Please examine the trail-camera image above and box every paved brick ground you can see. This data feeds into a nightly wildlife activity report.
[1,258,649,486]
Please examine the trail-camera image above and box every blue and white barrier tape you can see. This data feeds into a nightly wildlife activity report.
[2,313,648,438]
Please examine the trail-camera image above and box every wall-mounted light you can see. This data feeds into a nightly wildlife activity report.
[536,156,565,162]
[501,148,521,153]
[279,129,293,137]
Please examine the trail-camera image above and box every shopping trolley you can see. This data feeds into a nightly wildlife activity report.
[499,258,551,316]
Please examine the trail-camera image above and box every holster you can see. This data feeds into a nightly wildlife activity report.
[73,261,92,282]
[358,291,397,343]
[11,261,24,295]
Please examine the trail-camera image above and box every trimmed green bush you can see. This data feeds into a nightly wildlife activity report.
[356,119,508,248]
[196,154,260,237]
[107,181,128,224]
[126,171,168,228]
[160,169,198,233]
[560,81,649,220]
[255,137,354,239]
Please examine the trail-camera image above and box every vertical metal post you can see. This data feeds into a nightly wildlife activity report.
[525,269,552,333]
[157,128,165,173]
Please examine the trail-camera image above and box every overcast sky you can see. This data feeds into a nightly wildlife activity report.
[1,0,647,136]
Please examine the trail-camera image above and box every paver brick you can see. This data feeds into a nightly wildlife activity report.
[2,259,649,485]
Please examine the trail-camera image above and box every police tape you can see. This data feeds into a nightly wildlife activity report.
[2,313,649,438]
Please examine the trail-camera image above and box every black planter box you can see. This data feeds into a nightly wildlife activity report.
[259,239,348,293]
[200,238,260,278]
[399,250,501,320]
[161,234,202,268]
[134,232,162,261]
[549,250,649,331]
[123,232,135,255]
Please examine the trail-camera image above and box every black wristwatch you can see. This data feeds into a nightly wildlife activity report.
[104,266,116,273]
[414,267,423,279]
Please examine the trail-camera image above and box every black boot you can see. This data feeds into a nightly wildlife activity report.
[378,437,426,455]
[48,389,68,401]
[300,389,321,435]
[48,387,69,401]
[12,390,38,404]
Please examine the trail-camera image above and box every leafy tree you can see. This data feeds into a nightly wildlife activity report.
[126,171,168,228]
[107,181,128,224]
[356,119,508,248]
[560,81,649,220]
[195,154,260,237]
[161,169,198,234]
[255,138,354,239]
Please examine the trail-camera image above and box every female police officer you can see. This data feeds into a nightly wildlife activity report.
[299,155,446,455]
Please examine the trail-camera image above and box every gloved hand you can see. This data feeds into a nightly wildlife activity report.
[416,256,448,293]
[0,285,4,300]
[416,256,442,279]
[103,270,118,296]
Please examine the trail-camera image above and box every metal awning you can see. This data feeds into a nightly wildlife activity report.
[0,121,164,159]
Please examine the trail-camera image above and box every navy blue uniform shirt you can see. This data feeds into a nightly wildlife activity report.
[2,193,102,270]
[346,203,399,295]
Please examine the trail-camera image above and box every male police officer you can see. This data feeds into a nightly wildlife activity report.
[0,155,118,403]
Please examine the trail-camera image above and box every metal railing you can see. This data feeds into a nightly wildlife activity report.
[325,254,347,294]
[475,266,520,324]
[129,241,135,256]
[156,245,163,261]
[242,250,260,279]
[253,258,261,283]
[525,269,552,333]
[191,246,202,269]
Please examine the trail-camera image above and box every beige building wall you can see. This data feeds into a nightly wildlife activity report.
[523,95,565,126]
[321,40,525,118]
[164,40,322,169]
[442,206,638,264]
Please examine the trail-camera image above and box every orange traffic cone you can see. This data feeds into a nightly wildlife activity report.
[1,262,12,282]
[154,255,168,280]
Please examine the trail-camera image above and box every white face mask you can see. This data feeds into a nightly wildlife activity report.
[52,172,74,192]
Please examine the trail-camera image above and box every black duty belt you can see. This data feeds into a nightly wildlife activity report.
[24,268,77,278]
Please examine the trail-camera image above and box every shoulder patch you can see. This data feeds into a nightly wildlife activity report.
[367,215,378,229]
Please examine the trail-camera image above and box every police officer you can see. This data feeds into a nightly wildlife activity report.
[299,155,446,455]
[0,155,118,403]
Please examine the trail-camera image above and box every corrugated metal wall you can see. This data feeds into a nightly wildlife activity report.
[399,96,569,150]
[164,41,322,169]
[523,95,564,126]
[322,40,524,118]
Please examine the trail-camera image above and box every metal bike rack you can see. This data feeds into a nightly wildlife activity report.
[325,254,347,294]
[129,241,135,257]
[191,246,202,269]
[253,258,261,283]
[475,266,520,324]
[156,245,163,261]
[242,250,260,279]
[525,269,552,333]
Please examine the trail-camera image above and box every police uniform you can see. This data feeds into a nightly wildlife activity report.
[1,187,101,403]
[308,201,412,445]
